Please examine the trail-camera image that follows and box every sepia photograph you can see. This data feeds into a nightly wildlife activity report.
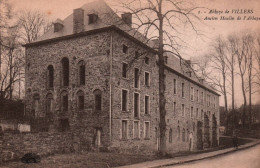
[0,0,259,167]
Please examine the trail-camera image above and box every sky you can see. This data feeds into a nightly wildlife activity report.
[9,0,260,106]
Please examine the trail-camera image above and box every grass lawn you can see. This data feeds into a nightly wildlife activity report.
[0,136,254,168]
[0,152,159,168]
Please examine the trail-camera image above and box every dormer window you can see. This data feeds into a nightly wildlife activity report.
[54,22,63,32]
[54,19,64,32]
[123,44,128,54]
[88,14,98,24]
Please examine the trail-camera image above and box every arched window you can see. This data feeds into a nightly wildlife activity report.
[46,93,54,114]
[186,129,189,142]
[61,91,68,113]
[94,89,102,111]
[77,90,84,111]
[61,57,69,86]
[169,128,173,143]
[78,61,85,85]
[182,128,185,142]
[177,126,180,141]
[47,65,54,88]
[33,93,40,118]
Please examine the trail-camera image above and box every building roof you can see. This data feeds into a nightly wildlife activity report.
[26,0,219,96]
[36,0,149,45]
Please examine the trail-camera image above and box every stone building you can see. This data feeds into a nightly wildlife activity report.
[24,0,220,153]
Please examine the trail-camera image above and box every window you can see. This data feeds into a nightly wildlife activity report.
[214,97,216,108]
[122,120,128,139]
[201,109,204,120]
[134,68,140,88]
[122,63,128,78]
[207,95,210,106]
[177,126,180,141]
[169,128,173,143]
[134,93,139,118]
[135,51,139,59]
[201,91,204,103]
[182,128,185,142]
[190,87,194,101]
[94,89,102,111]
[190,106,193,118]
[123,44,128,54]
[186,129,189,142]
[196,89,199,101]
[173,102,176,116]
[144,121,150,139]
[47,65,54,88]
[181,83,185,98]
[88,14,98,24]
[173,79,177,94]
[33,94,40,118]
[145,56,149,64]
[59,119,69,132]
[133,121,140,139]
[196,108,199,119]
[122,89,128,112]
[164,56,168,64]
[144,72,150,86]
[182,104,185,116]
[61,57,69,87]
[144,95,150,114]
[77,91,84,111]
[209,95,211,106]
[61,91,68,113]
[46,93,54,114]
[78,61,85,85]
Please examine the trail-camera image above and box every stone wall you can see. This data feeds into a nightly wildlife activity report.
[25,30,112,148]
[0,132,73,162]
[109,31,159,154]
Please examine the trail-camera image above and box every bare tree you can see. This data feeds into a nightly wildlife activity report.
[18,10,46,43]
[118,0,202,154]
[0,26,23,100]
[226,35,238,130]
[210,37,229,128]
[193,37,230,128]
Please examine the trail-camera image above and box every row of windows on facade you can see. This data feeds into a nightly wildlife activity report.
[121,120,193,143]
[46,46,151,89]
[173,79,217,108]
[33,89,102,114]
[121,89,150,117]
[46,58,86,89]
[122,63,150,88]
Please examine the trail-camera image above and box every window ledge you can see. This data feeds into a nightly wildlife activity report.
[144,138,150,140]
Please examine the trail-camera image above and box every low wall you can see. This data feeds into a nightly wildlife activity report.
[0,132,73,162]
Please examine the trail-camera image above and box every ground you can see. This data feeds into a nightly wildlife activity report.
[165,144,260,168]
[0,136,256,168]
[0,152,158,168]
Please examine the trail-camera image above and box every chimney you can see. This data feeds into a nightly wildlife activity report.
[73,8,85,33]
[121,13,132,27]
[54,19,64,32]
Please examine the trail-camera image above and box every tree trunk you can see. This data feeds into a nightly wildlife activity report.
[223,74,228,129]
[158,0,167,155]
[231,64,235,132]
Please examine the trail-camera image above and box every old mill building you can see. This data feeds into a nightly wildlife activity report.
[24,0,220,153]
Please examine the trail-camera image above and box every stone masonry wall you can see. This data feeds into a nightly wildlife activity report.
[110,31,160,154]
[25,31,112,149]
[0,132,73,162]
[164,69,219,152]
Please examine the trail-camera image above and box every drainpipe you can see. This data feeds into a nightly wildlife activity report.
[109,32,113,144]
